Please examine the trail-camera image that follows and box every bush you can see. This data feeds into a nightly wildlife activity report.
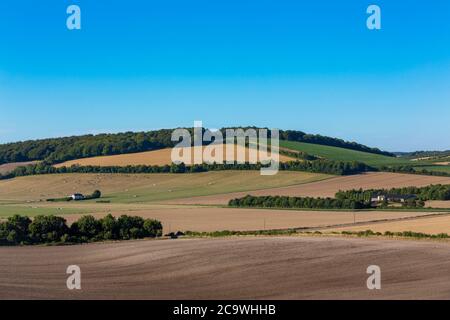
[99,214,119,240]
[91,190,101,199]
[71,215,102,240]
[0,215,32,244]
[29,215,69,243]
[117,215,145,239]
[144,219,163,237]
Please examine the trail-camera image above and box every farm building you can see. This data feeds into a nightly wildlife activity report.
[71,193,85,200]
[371,194,416,203]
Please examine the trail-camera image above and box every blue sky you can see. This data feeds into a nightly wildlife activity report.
[0,0,449,151]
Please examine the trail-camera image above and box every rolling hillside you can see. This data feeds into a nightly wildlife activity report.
[0,171,332,203]
[280,140,413,167]
[53,144,295,168]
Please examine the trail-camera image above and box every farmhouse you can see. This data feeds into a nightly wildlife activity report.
[71,193,84,200]
[371,194,416,203]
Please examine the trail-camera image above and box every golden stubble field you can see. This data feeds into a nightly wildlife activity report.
[167,172,450,205]
[330,214,450,235]
[1,171,450,234]
[53,145,294,167]
[0,170,331,202]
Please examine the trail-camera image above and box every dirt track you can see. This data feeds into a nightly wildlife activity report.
[168,172,450,205]
[2,236,450,299]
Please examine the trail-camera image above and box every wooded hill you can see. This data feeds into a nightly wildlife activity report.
[0,127,394,165]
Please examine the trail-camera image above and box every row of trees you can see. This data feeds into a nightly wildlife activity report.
[0,160,375,181]
[0,127,394,165]
[335,184,450,202]
[278,160,373,175]
[0,214,163,246]
[380,165,450,177]
[228,195,371,210]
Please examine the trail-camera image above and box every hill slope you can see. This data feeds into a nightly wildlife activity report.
[53,145,295,168]
[280,140,411,167]
[0,128,394,165]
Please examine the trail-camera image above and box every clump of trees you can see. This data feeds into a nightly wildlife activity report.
[0,214,163,246]
[228,195,371,210]
[0,159,375,181]
[335,185,450,202]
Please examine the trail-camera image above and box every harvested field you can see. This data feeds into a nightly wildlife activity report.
[57,206,438,233]
[2,236,450,299]
[168,172,450,205]
[53,145,294,168]
[426,201,450,209]
[0,171,331,202]
[331,214,450,235]
[0,161,38,174]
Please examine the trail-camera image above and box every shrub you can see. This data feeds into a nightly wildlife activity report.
[144,219,163,237]
[0,215,32,244]
[99,214,119,240]
[29,215,69,243]
[117,215,146,239]
[71,215,102,240]
[91,190,101,199]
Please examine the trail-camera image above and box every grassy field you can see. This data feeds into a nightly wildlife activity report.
[280,140,414,167]
[413,165,450,173]
[0,171,332,203]
[0,205,96,218]
[280,141,450,175]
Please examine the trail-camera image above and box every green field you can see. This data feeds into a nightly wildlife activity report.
[413,165,450,173]
[106,171,332,203]
[0,171,333,204]
[0,205,95,218]
[280,140,414,167]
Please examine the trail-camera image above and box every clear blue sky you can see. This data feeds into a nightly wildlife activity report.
[1,0,449,151]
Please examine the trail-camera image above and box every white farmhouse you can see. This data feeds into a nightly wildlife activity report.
[71,193,84,200]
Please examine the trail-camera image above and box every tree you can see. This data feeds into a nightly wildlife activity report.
[72,215,101,240]
[91,190,101,199]
[29,215,69,243]
[143,219,163,237]
[99,214,119,239]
